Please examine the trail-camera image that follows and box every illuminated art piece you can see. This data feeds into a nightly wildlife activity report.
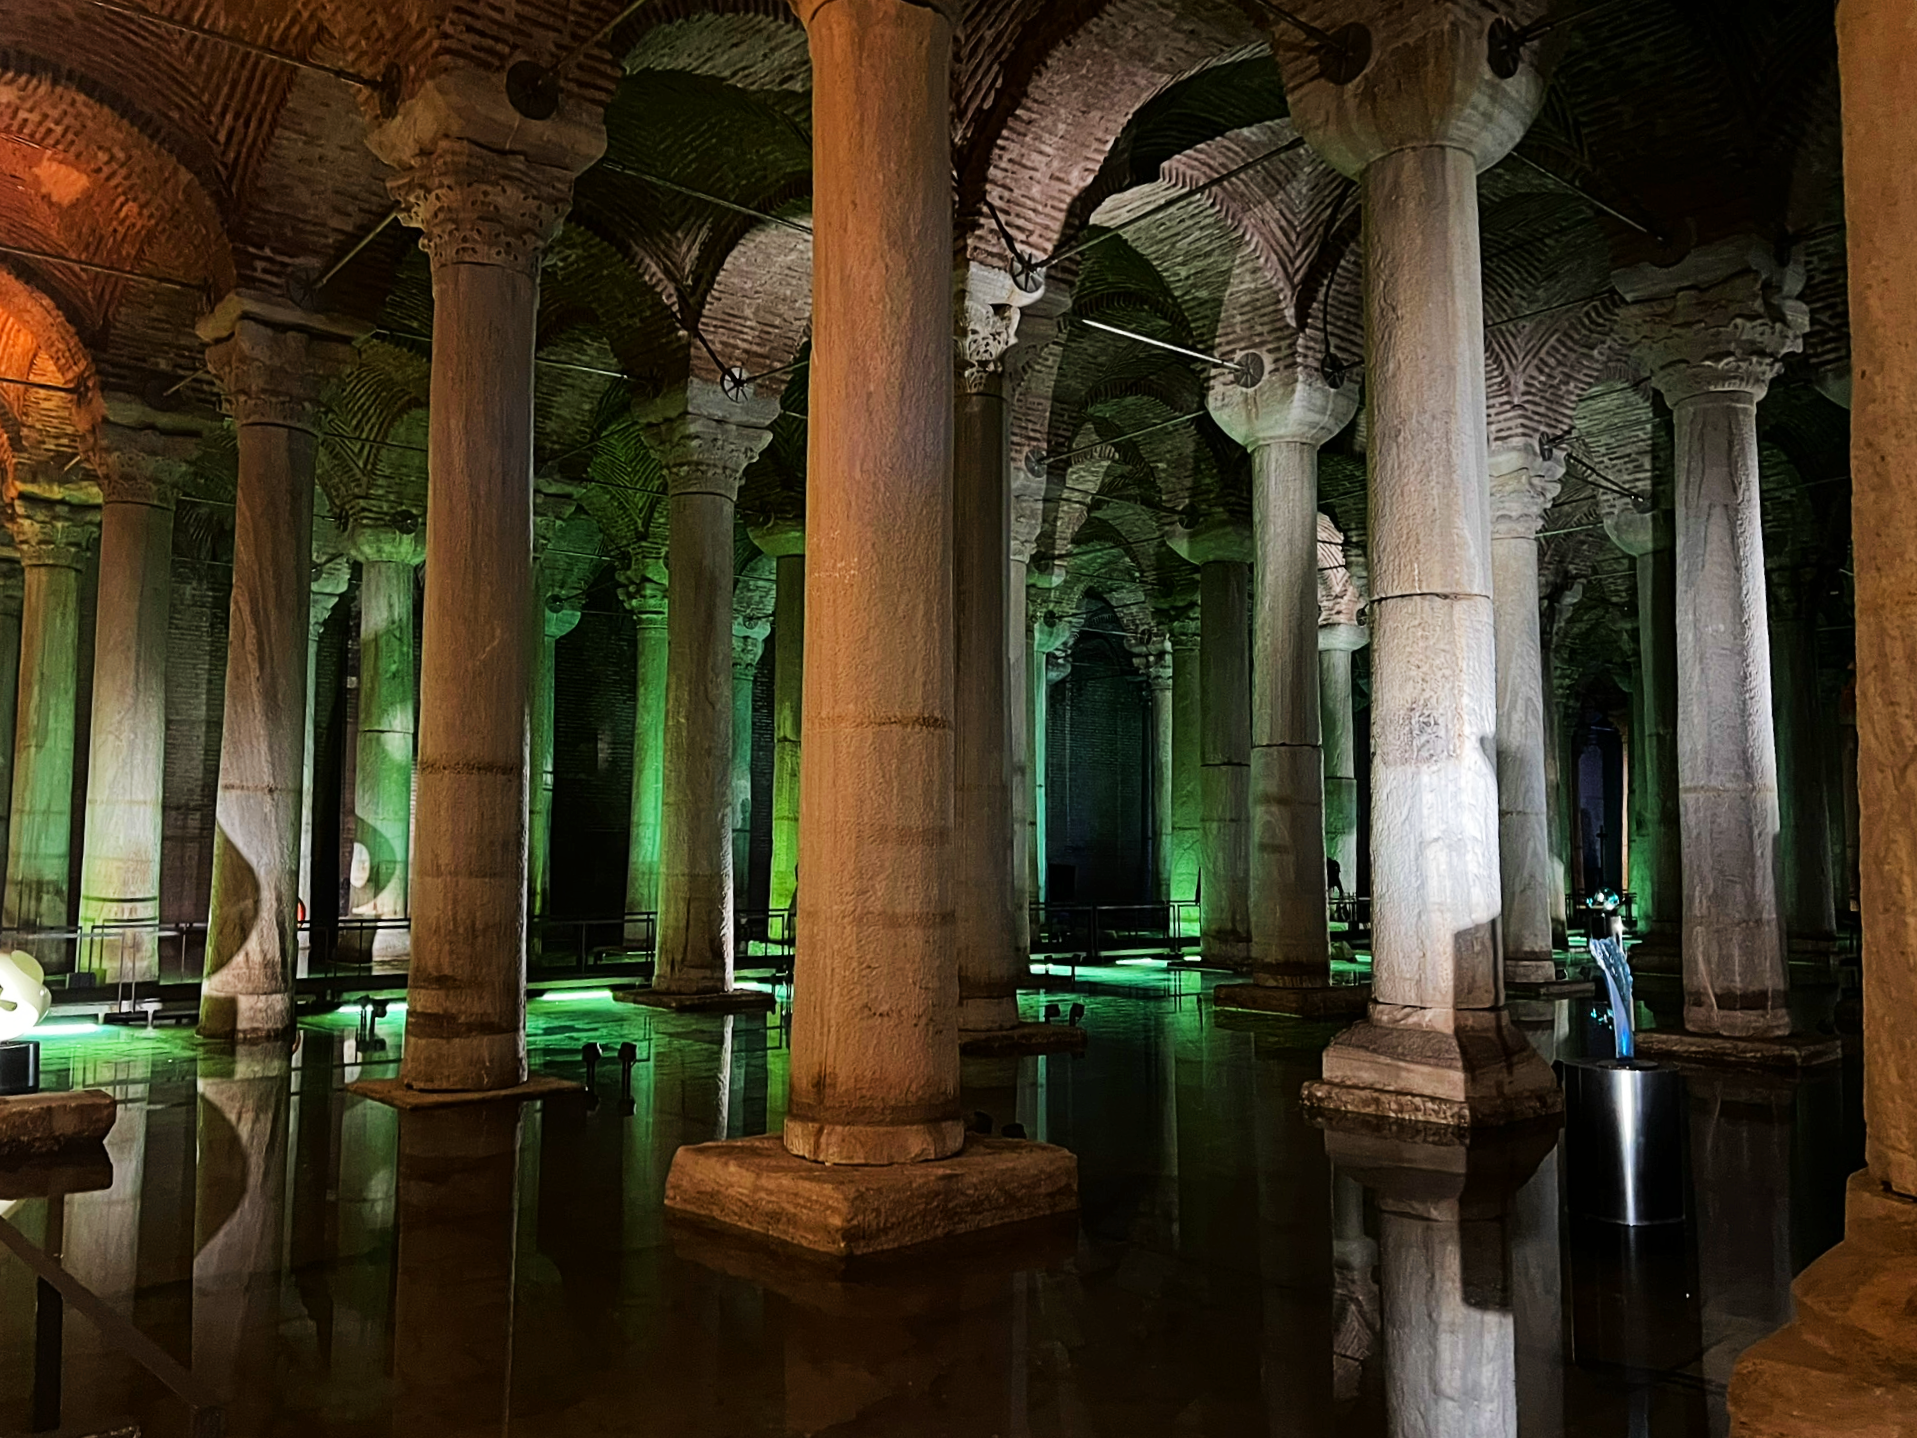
[1590,936,1636,1058]
[0,949,50,1043]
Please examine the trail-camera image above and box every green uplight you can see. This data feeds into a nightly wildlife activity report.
[532,988,615,1003]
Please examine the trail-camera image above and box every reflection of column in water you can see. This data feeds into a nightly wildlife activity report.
[1510,1152,1565,1438]
[1254,1054,1334,1434]
[393,1105,521,1438]
[61,1082,145,1408]
[194,1046,293,1436]
[715,1014,734,1140]
[1330,1172,1379,1404]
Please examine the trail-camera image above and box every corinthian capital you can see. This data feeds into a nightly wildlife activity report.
[1488,441,1565,541]
[638,381,778,502]
[389,141,580,276]
[957,262,1043,395]
[1616,240,1809,405]
[8,495,98,568]
[198,298,356,432]
[91,419,199,507]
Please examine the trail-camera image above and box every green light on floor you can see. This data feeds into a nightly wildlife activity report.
[31,1022,108,1038]
[532,988,615,1003]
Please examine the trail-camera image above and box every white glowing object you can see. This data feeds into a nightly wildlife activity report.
[0,949,51,1042]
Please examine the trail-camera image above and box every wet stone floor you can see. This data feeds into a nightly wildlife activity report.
[0,969,1863,1437]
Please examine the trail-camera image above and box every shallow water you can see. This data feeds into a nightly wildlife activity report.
[0,971,1862,1436]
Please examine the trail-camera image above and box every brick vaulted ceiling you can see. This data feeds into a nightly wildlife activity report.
[0,0,1854,699]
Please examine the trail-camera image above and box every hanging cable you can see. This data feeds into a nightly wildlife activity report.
[313,208,400,292]
[1505,151,1660,239]
[507,0,656,118]
[598,163,812,237]
[87,0,389,92]
[0,376,80,395]
[371,328,629,381]
[0,240,200,291]
[1488,0,1637,77]
[1033,408,1209,473]
[1485,289,1616,331]
[1074,317,1263,387]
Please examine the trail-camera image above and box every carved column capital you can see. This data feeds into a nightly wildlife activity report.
[956,261,1043,395]
[620,556,669,632]
[638,382,778,503]
[1616,246,1809,405]
[310,554,352,642]
[342,506,425,566]
[91,420,199,507]
[199,306,354,432]
[1208,367,1357,452]
[733,618,771,674]
[8,496,98,568]
[1488,443,1565,540]
[388,141,580,277]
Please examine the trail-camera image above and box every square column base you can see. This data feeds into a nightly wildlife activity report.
[1634,1030,1843,1072]
[1213,982,1371,1020]
[959,1022,1088,1057]
[1502,959,1557,986]
[613,986,777,1015]
[0,1089,117,1159]
[665,1131,1078,1258]
[347,1074,582,1109]
[1728,1173,1917,1436]
[1300,1005,1564,1137]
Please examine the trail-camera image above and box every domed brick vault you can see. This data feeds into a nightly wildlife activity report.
[0,0,1910,1429]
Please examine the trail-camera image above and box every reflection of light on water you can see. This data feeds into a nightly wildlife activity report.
[531,988,615,1003]
[26,1022,104,1038]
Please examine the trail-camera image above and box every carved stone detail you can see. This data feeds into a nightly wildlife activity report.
[957,262,1042,395]
[8,496,98,568]
[1618,269,1810,405]
[1488,446,1566,541]
[390,141,579,276]
[91,421,198,508]
[202,318,351,432]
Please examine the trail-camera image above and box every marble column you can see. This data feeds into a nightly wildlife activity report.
[730,618,767,916]
[79,431,191,986]
[0,569,22,884]
[197,303,351,1039]
[667,0,1074,1253]
[1319,626,1365,894]
[1730,14,1917,1416]
[1605,507,1681,945]
[954,263,1035,1037]
[1146,644,1174,903]
[1030,592,1067,909]
[1768,568,1837,948]
[368,104,605,1087]
[1617,241,1807,1038]
[1008,556,1032,953]
[1211,376,1357,1003]
[1277,0,1559,1125]
[3,498,94,934]
[1169,618,1202,917]
[639,394,773,1004]
[625,580,668,938]
[298,557,351,948]
[749,523,804,918]
[349,533,419,960]
[1489,446,1564,985]
[529,600,581,921]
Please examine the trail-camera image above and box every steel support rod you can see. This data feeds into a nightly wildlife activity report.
[88,0,383,89]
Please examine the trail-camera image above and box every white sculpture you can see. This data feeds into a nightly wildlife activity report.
[0,950,50,1043]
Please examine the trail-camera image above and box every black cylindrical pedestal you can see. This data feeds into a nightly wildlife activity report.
[0,1040,40,1095]
[1563,1056,1685,1226]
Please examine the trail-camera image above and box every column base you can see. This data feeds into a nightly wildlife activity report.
[1633,1029,1843,1072]
[1201,936,1253,972]
[1502,958,1557,985]
[613,986,776,1015]
[959,1022,1088,1057]
[0,1089,116,1159]
[1213,981,1371,1019]
[1728,1173,1917,1437]
[347,1073,582,1110]
[1300,1005,1563,1136]
[664,1131,1078,1258]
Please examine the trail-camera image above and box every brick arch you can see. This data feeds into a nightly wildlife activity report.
[0,268,101,470]
[958,0,1263,271]
[696,215,812,399]
[621,4,808,92]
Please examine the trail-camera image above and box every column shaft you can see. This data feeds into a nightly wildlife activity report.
[405,256,537,1088]
[769,553,803,915]
[1249,443,1328,985]
[353,559,414,955]
[626,603,668,931]
[1150,672,1173,903]
[954,372,1018,1033]
[529,626,559,920]
[1319,643,1359,888]
[5,557,82,930]
[1363,144,1502,1012]
[1170,635,1202,911]
[730,629,760,920]
[1632,537,1682,937]
[784,0,962,1164]
[1032,645,1051,904]
[1492,524,1553,979]
[0,588,21,888]
[1199,558,1252,967]
[1007,560,1031,953]
[655,488,737,993]
[1770,606,1836,944]
[1672,391,1788,1035]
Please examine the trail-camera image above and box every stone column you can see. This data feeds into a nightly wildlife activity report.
[749,523,804,917]
[197,303,352,1039]
[730,618,768,916]
[0,569,22,881]
[4,498,95,933]
[1029,590,1067,908]
[1169,617,1202,917]
[1605,506,1681,947]
[298,558,351,944]
[348,530,420,960]
[1617,241,1807,1039]
[1730,9,1917,1418]
[633,393,773,1007]
[1037,647,1066,903]
[1211,376,1358,1010]
[79,430,192,985]
[1145,643,1174,903]
[1489,446,1564,985]
[1277,0,1559,1126]
[625,579,668,937]
[529,600,580,921]
[667,0,1073,1254]
[1768,567,1837,949]
[1319,627,1365,893]
[954,262,1041,1040]
[1008,556,1032,952]
[367,98,605,1087]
